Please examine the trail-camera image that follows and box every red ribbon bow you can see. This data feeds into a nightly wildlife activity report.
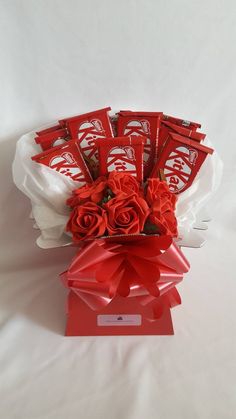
[61,235,190,319]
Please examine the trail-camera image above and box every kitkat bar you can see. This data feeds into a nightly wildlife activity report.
[162,114,201,130]
[36,124,62,136]
[31,140,92,184]
[96,136,145,181]
[151,132,214,194]
[34,128,70,151]
[59,107,113,166]
[117,111,163,177]
[158,120,206,154]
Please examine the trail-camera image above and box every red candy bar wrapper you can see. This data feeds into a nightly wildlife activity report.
[159,121,206,154]
[34,128,70,151]
[36,124,62,136]
[32,140,92,184]
[59,107,113,166]
[163,114,201,130]
[151,132,214,194]
[96,136,145,181]
[117,111,163,178]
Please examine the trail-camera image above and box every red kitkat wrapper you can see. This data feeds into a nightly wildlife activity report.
[163,114,201,130]
[159,121,206,154]
[96,136,145,181]
[117,111,163,177]
[36,124,62,136]
[151,132,214,194]
[32,140,92,184]
[59,107,113,165]
[34,128,70,151]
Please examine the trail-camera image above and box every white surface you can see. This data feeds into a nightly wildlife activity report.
[0,1,235,418]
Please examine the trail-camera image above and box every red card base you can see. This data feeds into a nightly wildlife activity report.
[65,291,174,336]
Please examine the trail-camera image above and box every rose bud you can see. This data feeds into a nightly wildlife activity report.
[147,209,178,238]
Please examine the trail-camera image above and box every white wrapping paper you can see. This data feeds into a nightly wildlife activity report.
[12,124,223,249]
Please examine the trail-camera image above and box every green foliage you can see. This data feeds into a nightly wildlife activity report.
[144,221,159,233]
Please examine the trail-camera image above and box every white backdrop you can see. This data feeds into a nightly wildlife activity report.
[0,1,236,418]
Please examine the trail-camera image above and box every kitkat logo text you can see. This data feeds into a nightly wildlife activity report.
[163,146,198,193]
[107,146,136,175]
[49,152,84,182]
[78,119,105,162]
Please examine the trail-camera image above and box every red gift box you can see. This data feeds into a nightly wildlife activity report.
[61,235,190,336]
[65,292,175,336]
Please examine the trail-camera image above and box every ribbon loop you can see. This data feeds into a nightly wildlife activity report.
[61,235,190,317]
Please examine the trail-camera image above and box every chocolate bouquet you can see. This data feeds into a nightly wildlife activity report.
[12,107,222,335]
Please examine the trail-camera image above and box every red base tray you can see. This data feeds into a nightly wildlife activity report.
[65,291,174,336]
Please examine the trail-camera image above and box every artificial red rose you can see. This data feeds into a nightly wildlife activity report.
[146,198,178,237]
[66,202,107,241]
[66,193,81,208]
[146,178,177,209]
[148,211,178,237]
[104,193,149,235]
[108,171,141,196]
[162,211,178,237]
[67,176,107,208]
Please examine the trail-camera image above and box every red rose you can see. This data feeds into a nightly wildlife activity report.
[67,176,107,207]
[66,202,107,242]
[146,178,177,209]
[147,199,178,237]
[104,193,149,235]
[66,193,81,208]
[148,211,178,237]
[108,171,141,196]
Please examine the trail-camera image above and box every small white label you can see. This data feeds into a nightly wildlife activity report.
[97,314,142,326]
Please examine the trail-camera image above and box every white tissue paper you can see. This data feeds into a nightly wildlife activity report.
[12,123,223,249]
